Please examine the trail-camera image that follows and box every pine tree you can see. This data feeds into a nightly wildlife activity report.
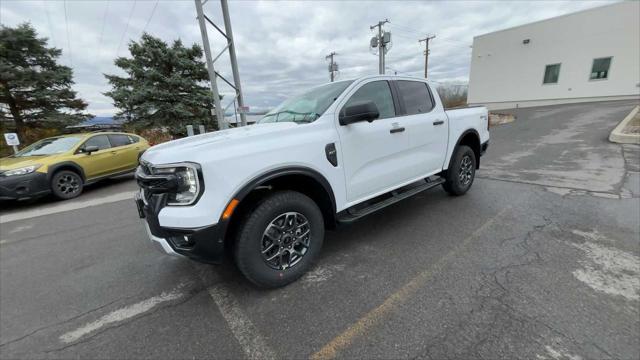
[0,23,89,136]
[105,34,216,132]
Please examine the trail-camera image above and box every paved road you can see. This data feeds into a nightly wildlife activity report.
[1,100,638,359]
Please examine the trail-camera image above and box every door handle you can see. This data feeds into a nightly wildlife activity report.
[433,120,445,126]
[390,127,405,134]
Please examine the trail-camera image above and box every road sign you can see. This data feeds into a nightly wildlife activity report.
[238,106,250,114]
[4,133,20,146]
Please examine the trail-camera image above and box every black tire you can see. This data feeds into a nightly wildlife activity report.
[442,145,476,196]
[51,170,84,200]
[234,191,324,288]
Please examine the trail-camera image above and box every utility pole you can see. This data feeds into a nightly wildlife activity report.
[221,0,247,126]
[370,19,389,74]
[326,52,338,82]
[195,0,226,130]
[194,0,248,129]
[419,34,436,79]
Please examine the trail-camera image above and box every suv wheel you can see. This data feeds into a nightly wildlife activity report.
[51,170,83,200]
[234,191,324,288]
[442,145,476,196]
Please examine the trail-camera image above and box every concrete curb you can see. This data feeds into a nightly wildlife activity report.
[609,105,640,144]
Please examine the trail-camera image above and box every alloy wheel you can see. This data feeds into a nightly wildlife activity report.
[57,174,80,195]
[458,155,473,186]
[261,212,311,270]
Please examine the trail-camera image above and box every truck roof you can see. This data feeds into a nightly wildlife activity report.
[322,74,433,88]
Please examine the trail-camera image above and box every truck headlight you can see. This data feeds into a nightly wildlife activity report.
[152,163,202,206]
[3,165,41,177]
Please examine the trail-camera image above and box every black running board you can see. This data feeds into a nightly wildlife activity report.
[337,177,445,223]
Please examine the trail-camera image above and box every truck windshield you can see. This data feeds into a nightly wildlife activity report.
[14,136,82,157]
[259,80,353,124]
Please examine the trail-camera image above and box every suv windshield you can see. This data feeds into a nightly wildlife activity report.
[259,80,353,124]
[15,136,82,157]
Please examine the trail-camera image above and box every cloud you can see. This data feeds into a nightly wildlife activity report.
[0,0,616,116]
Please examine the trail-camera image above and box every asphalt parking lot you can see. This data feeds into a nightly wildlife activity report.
[1,100,639,359]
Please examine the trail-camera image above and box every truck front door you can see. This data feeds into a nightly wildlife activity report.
[335,79,414,204]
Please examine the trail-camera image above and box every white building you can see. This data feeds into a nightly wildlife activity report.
[467,1,640,110]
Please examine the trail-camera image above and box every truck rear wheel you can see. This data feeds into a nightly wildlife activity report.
[442,145,476,196]
[234,190,324,288]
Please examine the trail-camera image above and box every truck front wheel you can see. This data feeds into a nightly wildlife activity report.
[442,145,476,196]
[234,190,325,288]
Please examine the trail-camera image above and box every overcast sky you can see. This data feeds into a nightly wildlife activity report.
[1,0,616,116]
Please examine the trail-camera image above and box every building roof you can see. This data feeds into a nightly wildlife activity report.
[474,2,626,39]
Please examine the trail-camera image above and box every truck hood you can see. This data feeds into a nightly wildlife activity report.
[142,122,299,164]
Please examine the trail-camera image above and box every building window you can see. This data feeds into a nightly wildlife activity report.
[590,57,612,80]
[543,64,561,84]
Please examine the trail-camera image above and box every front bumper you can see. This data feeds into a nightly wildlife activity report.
[135,191,226,264]
[0,171,50,200]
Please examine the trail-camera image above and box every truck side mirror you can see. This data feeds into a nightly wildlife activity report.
[83,145,100,154]
[339,100,380,126]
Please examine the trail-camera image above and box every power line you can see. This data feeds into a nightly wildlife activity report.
[63,0,72,67]
[391,32,417,41]
[141,0,159,36]
[389,29,470,54]
[116,0,137,57]
[388,25,423,38]
[389,23,471,47]
[388,23,422,35]
[98,0,110,53]
[43,0,56,47]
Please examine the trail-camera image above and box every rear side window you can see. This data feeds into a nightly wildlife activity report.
[397,81,434,115]
[83,135,111,150]
[109,134,133,147]
[127,135,140,144]
[343,81,396,120]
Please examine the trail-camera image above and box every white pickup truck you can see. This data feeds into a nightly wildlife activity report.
[135,75,489,287]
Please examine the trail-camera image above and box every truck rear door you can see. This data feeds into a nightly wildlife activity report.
[393,80,448,177]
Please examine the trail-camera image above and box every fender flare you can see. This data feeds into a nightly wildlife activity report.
[47,161,87,183]
[446,129,481,170]
[231,166,337,214]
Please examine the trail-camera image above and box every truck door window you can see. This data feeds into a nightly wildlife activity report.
[343,81,395,120]
[397,81,434,115]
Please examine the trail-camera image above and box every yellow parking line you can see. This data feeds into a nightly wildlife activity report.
[311,207,510,360]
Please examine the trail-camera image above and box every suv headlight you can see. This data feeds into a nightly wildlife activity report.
[3,165,41,177]
[152,163,202,206]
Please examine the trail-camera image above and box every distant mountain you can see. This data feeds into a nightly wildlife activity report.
[80,116,123,125]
